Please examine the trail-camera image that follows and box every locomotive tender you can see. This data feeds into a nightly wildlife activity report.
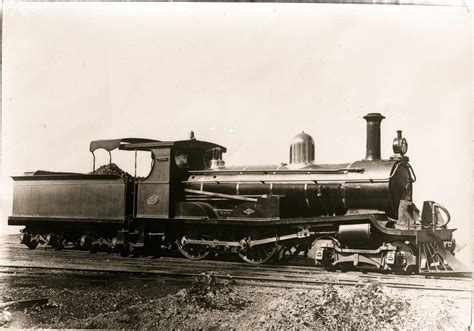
[9,113,456,273]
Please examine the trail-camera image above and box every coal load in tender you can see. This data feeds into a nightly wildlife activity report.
[89,163,131,179]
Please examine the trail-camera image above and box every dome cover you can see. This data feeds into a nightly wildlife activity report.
[289,131,315,165]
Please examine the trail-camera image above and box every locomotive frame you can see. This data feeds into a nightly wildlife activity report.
[8,113,457,274]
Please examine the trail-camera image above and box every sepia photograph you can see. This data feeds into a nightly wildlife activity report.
[1,1,471,329]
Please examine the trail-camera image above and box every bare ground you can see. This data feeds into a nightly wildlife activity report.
[0,270,470,330]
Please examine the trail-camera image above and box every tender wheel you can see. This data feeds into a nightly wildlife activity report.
[129,244,143,257]
[120,241,130,257]
[80,235,92,250]
[21,233,38,250]
[176,229,210,261]
[26,239,39,250]
[238,231,277,265]
[89,243,99,254]
[46,234,58,248]
[54,235,65,251]
[145,236,161,258]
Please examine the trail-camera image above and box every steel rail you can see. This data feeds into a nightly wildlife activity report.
[0,265,471,293]
[3,250,470,281]
[4,250,471,283]
[2,240,471,281]
[2,237,470,287]
[2,239,471,282]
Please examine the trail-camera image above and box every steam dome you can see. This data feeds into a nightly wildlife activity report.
[289,131,315,166]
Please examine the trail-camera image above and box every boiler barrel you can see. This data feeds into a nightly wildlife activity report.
[185,160,413,219]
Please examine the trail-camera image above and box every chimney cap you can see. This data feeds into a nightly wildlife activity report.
[363,113,385,122]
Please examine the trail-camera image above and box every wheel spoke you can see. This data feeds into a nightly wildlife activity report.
[176,234,210,261]
[238,232,277,265]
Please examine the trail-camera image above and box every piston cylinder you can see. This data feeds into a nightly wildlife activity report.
[339,223,371,243]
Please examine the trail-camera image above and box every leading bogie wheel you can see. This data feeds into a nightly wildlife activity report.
[387,241,417,273]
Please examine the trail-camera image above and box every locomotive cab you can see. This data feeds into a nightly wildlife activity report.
[88,136,226,219]
[116,137,226,219]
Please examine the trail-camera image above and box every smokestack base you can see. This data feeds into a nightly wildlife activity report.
[363,113,385,161]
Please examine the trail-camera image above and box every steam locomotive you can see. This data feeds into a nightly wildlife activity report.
[8,113,457,273]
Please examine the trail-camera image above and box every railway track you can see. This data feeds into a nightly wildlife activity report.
[0,235,471,295]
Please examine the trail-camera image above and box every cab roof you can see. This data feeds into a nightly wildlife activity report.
[89,138,160,152]
[90,138,226,153]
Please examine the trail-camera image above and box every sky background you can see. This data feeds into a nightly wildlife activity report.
[2,2,471,263]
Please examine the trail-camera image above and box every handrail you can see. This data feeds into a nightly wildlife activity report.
[189,168,366,176]
[92,152,96,172]
[189,160,411,185]
[432,203,451,229]
[183,178,391,185]
[406,162,417,183]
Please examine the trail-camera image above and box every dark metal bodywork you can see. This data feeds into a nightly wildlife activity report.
[119,139,226,219]
[8,139,226,227]
[7,114,457,273]
[185,159,414,219]
[10,174,129,224]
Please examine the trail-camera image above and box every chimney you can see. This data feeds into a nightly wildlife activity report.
[363,113,385,161]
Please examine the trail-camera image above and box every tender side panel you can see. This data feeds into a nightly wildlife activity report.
[10,177,127,221]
